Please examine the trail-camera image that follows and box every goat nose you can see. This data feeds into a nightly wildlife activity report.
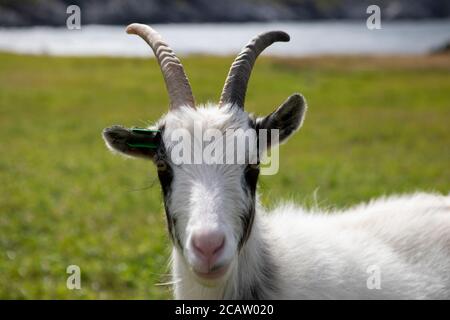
[192,230,225,264]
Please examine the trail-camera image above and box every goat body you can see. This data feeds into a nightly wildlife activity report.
[173,192,450,299]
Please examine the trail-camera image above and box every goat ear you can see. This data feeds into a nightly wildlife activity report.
[256,93,307,147]
[102,125,159,160]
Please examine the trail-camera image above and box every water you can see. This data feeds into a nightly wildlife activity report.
[0,20,449,57]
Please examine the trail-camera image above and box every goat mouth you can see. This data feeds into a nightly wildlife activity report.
[193,264,229,280]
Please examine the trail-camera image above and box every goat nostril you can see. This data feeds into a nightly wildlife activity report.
[213,237,225,254]
[193,240,205,255]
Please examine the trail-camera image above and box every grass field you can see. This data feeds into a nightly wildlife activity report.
[0,52,449,299]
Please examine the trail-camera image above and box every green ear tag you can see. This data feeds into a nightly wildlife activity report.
[127,143,158,149]
[131,128,160,135]
[127,128,160,149]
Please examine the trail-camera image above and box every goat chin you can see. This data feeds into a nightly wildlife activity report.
[172,192,450,300]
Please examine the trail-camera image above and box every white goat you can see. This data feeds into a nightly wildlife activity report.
[103,24,450,299]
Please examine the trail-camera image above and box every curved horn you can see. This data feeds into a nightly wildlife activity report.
[219,31,290,108]
[126,23,195,110]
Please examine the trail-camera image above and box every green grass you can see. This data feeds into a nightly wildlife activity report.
[0,52,449,299]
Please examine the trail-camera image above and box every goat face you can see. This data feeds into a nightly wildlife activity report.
[102,24,306,284]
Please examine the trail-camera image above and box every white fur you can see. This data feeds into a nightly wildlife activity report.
[141,105,450,299]
[264,193,450,299]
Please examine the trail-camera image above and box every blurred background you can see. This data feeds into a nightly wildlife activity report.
[0,0,449,299]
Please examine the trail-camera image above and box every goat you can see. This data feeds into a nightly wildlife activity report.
[102,24,450,299]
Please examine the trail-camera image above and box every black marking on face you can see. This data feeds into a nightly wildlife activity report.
[155,128,183,250]
[158,167,183,249]
[237,118,260,250]
[239,163,259,249]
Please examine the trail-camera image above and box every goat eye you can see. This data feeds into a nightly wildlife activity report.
[156,160,167,172]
